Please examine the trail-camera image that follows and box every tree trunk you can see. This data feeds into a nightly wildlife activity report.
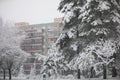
[112,53,117,77]
[77,69,81,79]
[90,67,93,78]
[3,69,6,80]
[103,64,107,79]
[112,66,117,77]
[8,69,12,80]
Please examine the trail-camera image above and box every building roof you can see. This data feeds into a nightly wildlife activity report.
[15,22,29,26]
[20,22,61,30]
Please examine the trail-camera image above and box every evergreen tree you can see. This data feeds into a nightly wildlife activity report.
[58,0,120,78]
[40,46,69,78]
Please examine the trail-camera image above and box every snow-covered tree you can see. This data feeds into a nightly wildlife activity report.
[0,18,27,80]
[0,53,7,80]
[58,0,120,79]
[38,45,69,78]
[18,65,25,78]
[70,39,118,77]
[29,62,36,79]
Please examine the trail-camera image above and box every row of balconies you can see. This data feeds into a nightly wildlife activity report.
[23,65,42,70]
[23,70,41,75]
[22,38,43,43]
[21,42,43,45]
[21,37,58,45]
[23,56,43,63]
[25,29,37,32]
[21,48,42,52]
[25,29,60,39]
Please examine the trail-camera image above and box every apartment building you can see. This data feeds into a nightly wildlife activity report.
[16,18,62,75]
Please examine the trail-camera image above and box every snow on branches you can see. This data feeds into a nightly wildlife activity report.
[69,39,118,74]
[0,18,27,78]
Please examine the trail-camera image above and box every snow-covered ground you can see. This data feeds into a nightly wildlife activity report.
[0,76,119,80]
[51,78,119,80]
[6,77,118,80]
[2,78,119,80]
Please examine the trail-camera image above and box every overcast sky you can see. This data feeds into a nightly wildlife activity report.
[0,0,63,24]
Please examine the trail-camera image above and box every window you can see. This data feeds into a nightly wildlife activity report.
[49,38,57,42]
[36,64,41,69]
[34,32,42,37]
[48,31,61,38]
[24,71,30,75]
[24,46,32,51]
[34,39,43,44]
[27,32,43,38]
[31,45,43,50]
[36,71,40,75]
[30,57,35,63]
[28,33,34,38]
[23,64,31,70]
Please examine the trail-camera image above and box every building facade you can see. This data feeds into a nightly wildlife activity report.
[16,18,62,75]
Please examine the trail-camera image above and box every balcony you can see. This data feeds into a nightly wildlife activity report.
[25,29,37,32]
